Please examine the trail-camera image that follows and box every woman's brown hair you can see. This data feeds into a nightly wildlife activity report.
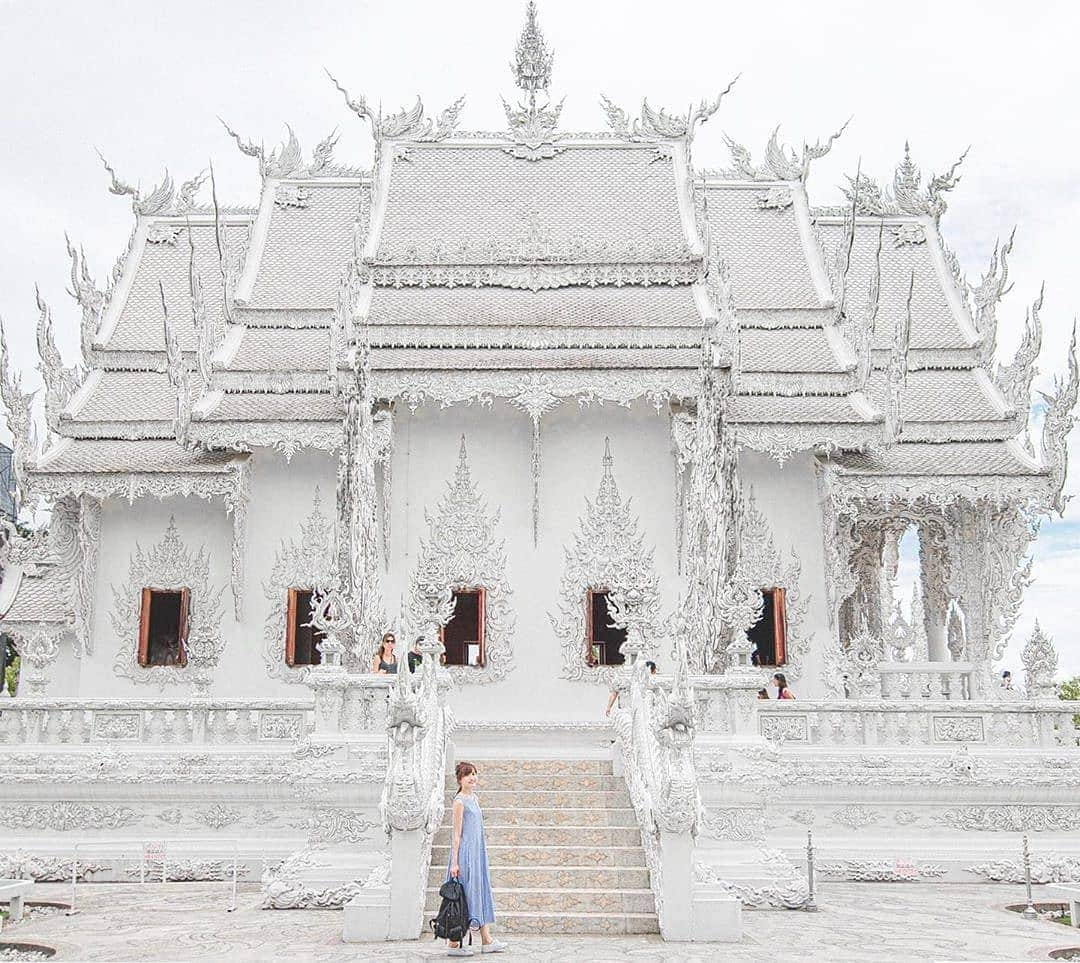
[455,761,477,788]
[376,632,396,662]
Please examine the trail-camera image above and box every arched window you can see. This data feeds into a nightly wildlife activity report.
[138,588,189,667]
[441,588,485,667]
[285,588,324,667]
[586,588,626,667]
[748,587,787,667]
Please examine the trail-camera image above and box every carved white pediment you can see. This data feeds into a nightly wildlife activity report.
[262,489,335,684]
[551,440,664,686]
[110,518,226,690]
[407,438,515,685]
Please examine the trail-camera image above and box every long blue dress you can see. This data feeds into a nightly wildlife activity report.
[445,792,496,929]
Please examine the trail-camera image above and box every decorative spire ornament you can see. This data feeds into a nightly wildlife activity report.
[511,2,553,97]
[503,3,564,160]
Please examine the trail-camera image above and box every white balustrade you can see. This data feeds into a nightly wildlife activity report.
[756,700,1080,748]
[0,698,315,746]
[877,661,976,701]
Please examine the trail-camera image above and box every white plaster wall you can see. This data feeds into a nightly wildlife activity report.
[79,448,337,699]
[385,399,683,722]
[81,496,235,698]
[71,427,835,705]
[233,448,337,698]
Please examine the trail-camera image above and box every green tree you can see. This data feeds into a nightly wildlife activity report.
[1061,675,1080,737]
[4,655,18,696]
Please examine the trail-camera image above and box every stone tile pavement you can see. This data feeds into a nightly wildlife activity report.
[2,881,1078,962]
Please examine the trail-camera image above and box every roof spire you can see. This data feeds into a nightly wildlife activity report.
[502,4,563,159]
[512,2,553,101]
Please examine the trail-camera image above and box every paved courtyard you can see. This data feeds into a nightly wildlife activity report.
[1,881,1078,962]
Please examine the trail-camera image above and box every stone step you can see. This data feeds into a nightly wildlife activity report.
[424,886,655,916]
[446,772,623,791]
[480,806,637,828]
[451,759,613,776]
[434,825,642,848]
[444,788,630,808]
[495,911,659,936]
[427,865,650,890]
[432,844,647,868]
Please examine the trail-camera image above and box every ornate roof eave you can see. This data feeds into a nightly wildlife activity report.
[27,469,241,505]
[816,458,1050,514]
[736,423,883,466]
[360,260,701,292]
[181,406,885,466]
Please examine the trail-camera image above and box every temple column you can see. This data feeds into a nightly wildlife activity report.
[917,520,950,662]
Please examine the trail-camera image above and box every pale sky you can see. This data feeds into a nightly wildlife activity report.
[1,0,1077,676]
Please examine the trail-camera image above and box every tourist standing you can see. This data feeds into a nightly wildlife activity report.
[447,762,505,956]
[371,632,399,674]
[774,672,795,699]
[408,638,424,674]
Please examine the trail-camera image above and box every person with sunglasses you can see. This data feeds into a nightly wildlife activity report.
[372,632,399,674]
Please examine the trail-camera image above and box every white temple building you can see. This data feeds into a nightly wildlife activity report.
[0,3,1078,943]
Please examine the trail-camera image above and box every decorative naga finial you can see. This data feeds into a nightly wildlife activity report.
[1038,321,1079,515]
[893,141,969,222]
[34,285,84,435]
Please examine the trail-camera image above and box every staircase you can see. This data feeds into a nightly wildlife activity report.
[428,758,659,934]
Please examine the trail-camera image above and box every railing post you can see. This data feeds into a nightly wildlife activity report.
[658,829,694,940]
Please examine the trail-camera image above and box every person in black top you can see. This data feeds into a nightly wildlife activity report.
[408,637,424,674]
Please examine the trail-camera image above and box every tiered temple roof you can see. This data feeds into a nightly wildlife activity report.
[1,6,1075,533]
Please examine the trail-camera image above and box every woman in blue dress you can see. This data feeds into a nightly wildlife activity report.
[447,761,506,956]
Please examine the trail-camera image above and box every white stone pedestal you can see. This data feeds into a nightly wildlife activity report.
[0,878,33,927]
[692,888,742,942]
[342,888,391,942]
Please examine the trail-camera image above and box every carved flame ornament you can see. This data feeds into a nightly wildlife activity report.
[551,439,664,686]
[262,489,335,684]
[110,518,226,691]
[407,437,515,685]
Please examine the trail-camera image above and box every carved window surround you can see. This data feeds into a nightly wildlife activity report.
[262,489,335,685]
[407,437,515,685]
[110,518,226,690]
[551,440,664,686]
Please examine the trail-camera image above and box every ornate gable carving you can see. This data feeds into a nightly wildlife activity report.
[407,437,515,685]
[262,489,335,684]
[111,518,226,691]
[551,440,664,686]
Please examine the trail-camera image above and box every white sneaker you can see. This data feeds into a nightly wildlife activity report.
[481,941,508,954]
[448,949,475,958]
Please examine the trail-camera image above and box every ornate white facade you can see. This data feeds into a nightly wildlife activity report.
[1,2,1078,944]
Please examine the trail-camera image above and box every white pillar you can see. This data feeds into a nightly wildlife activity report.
[659,830,693,941]
[387,827,425,940]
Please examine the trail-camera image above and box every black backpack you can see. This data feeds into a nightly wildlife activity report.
[431,878,470,944]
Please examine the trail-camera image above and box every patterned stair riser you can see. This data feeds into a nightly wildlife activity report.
[433,758,658,934]
[427,866,650,889]
[425,886,656,915]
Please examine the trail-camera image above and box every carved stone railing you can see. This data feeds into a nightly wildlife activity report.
[0,698,314,745]
[756,700,1080,748]
[306,670,392,737]
[380,642,455,940]
[611,634,706,940]
[611,661,673,933]
[877,661,976,701]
